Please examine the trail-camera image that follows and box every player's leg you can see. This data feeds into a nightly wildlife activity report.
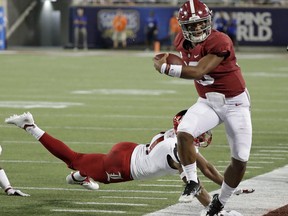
[104,142,138,183]
[121,31,127,48]
[5,112,99,190]
[220,104,252,200]
[113,32,118,48]
[178,99,221,202]
[74,27,80,49]
[81,28,88,49]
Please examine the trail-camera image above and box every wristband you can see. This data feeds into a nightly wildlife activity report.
[160,63,169,74]
[168,65,182,77]
[160,63,182,77]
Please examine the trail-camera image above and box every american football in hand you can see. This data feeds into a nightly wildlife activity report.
[154,53,185,66]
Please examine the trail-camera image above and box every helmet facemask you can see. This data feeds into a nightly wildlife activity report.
[180,15,212,43]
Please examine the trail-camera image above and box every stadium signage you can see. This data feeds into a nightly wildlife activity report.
[69,6,287,47]
[0,7,5,50]
[236,12,272,42]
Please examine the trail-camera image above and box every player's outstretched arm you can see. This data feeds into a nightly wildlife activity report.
[0,168,30,197]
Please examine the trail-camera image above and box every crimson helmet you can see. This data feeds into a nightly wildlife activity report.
[193,130,212,148]
[173,109,212,147]
[178,0,212,43]
[173,110,187,132]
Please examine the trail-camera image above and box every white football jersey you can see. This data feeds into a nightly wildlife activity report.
[130,129,179,180]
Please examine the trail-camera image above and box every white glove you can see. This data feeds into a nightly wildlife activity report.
[0,145,2,155]
[7,188,30,197]
[233,188,255,195]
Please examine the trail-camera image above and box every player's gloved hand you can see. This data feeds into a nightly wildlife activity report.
[233,188,255,195]
[7,188,30,196]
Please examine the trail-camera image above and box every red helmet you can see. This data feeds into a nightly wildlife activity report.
[193,130,212,148]
[173,109,212,147]
[178,0,212,43]
[173,110,187,132]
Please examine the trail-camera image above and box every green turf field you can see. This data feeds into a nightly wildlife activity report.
[0,49,287,216]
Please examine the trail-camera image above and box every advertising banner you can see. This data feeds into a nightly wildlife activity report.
[69,6,288,48]
[0,7,6,50]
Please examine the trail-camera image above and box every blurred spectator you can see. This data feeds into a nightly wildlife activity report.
[112,9,128,49]
[144,10,158,51]
[169,10,181,51]
[214,11,227,33]
[73,8,88,50]
[226,12,238,49]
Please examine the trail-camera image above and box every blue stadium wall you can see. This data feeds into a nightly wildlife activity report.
[70,6,288,49]
[0,6,6,50]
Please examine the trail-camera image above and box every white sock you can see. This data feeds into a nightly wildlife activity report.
[26,125,45,140]
[72,171,86,181]
[182,163,198,183]
[219,181,236,205]
[0,169,12,191]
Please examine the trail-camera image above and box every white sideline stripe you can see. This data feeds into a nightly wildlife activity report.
[252,157,286,160]
[157,179,182,182]
[252,153,287,156]
[100,196,168,200]
[260,149,288,153]
[139,184,182,188]
[17,186,180,194]
[74,202,148,206]
[1,140,116,145]
[51,209,126,214]
[216,165,263,169]
[0,160,62,164]
[145,165,288,216]
[2,125,288,135]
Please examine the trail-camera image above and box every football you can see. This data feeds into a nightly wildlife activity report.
[154,53,185,66]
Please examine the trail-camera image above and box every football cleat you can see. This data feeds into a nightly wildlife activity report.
[204,194,224,216]
[5,112,35,129]
[178,180,201,202]
[66,172,99,190]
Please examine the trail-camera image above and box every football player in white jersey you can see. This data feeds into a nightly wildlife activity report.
[0,145,30,196]
[5,111,253,206]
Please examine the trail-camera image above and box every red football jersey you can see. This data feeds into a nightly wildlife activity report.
[174,29,246,98]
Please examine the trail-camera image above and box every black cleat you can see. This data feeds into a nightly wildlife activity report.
[205,194,224,216]
[178,180,201,202]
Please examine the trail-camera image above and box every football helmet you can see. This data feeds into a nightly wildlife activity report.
[193,130,212,148]
[178,0,212,43]
[173,109,187,132]
[173,109,212,147]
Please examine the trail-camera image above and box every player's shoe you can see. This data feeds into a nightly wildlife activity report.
[204,194,224,216]
[178,180,201,202]
[5,112,35,129]
[66,172,99,190]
